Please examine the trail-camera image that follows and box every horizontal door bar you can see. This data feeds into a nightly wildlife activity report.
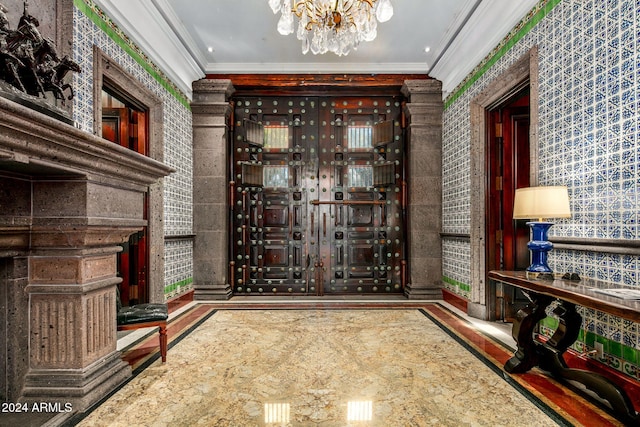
[310,200,387,206]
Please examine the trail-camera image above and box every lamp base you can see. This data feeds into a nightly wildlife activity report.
[526,222,554,273]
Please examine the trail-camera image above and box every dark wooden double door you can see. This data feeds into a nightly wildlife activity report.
[231,95,406,296]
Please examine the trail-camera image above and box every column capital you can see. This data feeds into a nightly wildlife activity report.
[401,79,443,104]
[192,79,235,104]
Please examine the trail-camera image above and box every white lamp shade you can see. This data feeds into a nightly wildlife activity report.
[513,186,571,220]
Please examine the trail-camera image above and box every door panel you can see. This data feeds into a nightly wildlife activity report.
[231,96,404,295]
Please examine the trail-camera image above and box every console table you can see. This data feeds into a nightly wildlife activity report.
[488,270,640,424]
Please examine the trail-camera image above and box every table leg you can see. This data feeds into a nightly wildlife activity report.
[537,301,581,372]
[538,302,639,424]
[505,297,640,424]
[504,293,554,373]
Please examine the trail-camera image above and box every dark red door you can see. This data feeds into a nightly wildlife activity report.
[488,91,530,320]
[102,95,150,305]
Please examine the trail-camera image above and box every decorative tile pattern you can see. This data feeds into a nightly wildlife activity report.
[442,239,471,299]
[164,240,194,298]
[442,0,640,375]
[72,2,193,297]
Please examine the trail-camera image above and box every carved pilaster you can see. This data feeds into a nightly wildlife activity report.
[191,79,235,299]
[0,256,29,401]
[401,79,444,299]
[21,239,135,409]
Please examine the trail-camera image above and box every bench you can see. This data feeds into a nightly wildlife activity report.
[117,301,169,363]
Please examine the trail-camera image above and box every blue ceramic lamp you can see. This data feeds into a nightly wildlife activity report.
[513,186,571,273]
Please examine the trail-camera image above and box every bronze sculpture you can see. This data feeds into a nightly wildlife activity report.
[0,1,80,105]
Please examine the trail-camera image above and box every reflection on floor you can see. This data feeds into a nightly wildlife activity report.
[60,300,628,427]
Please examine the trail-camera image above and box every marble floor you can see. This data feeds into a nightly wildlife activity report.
[57,300,627,427]
[4,300,633,427]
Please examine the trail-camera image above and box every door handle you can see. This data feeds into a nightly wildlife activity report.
[315,260,325,296]
[311,200,386,205]
[311,211,314,237]
[402,180,407,210]
[323,212,326,237]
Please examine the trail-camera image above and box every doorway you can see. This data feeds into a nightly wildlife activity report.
[487,88,531,320]
[231,95,405,295]
[101,87,150,305]
[468,48,539,320]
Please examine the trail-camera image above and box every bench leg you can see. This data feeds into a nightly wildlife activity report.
[159,324,167,363]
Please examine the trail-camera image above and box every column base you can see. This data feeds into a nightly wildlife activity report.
[404,283,443,299]
[193,283,232,300]
[22,351,131,412]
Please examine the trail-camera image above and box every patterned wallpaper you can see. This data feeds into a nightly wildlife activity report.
[72,0,194,298]
[442,0,640,378]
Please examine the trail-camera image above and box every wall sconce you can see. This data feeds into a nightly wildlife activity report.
[513,186,571,273]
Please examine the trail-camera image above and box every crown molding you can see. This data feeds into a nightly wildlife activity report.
[429,0,539,97]
[92,0,204,99]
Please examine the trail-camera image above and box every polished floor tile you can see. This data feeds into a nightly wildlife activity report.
[74,308,575,426]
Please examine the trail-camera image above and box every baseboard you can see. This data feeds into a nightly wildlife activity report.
[167,290,194,313]
[441,288,468,313]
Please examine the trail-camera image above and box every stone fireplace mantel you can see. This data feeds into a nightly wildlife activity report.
[0,96,169,191]
[0,95,173,411]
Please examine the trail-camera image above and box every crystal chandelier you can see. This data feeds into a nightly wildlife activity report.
[269,0,394,56]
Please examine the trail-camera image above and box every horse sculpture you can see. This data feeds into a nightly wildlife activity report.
[0,2,80,104]
[38,54,81,105]
[0,13,42,94]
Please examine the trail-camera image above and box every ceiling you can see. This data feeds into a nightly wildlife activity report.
[94,0,538,99]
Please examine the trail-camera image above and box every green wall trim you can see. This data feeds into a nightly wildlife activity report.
[442,276,471,293]
[444,0,563,110]
[74,0,191,109]
[623,346,637,365]
[164,277,194,294]
[540,316,559,330]
[542,318,639,373]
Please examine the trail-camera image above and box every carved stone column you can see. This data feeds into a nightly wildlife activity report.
[401,80,443,299]
[191,79,235,300]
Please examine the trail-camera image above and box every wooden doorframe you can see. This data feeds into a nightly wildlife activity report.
[488,97,531,321]
[468,47,540,320]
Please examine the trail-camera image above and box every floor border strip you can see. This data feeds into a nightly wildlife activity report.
[418,307,572,427]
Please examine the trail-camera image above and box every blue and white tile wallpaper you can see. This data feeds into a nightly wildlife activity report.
[442,0,640,375]
[72,3,194,299]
